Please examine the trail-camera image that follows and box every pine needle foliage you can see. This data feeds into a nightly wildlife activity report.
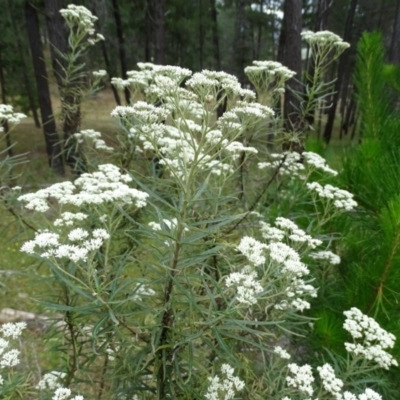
[323,32,400,392]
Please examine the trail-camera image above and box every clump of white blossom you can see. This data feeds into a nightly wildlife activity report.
[73,129,113,152]
[204,364,245,400]
[36,371,67,390]
[301,30,350,52]
[0,322,26,385]
[310,250,341,265]
[20,228,110,262]
[60,4,104,45]
[343,307,398,369]
[286,363,315,397]
[18,164,149,212]
[307,182,358,211]
[51,387,84,400]
[0,104,27,125]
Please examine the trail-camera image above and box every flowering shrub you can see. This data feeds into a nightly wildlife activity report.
[3,4,397,399]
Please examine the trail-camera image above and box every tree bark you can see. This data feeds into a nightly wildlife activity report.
[232,0,247,82]
[199,0,204,70]
[210,0,221,70]
[323,0,358,144]
[111,0,130,103]
[389,0,400,63]
[280,0,303,135]
[305,0,331,126]
[145,0,152,62]
[43,0,85,173]
[154,0,166,64]
[0,45,13,157]
[24,0,64,175]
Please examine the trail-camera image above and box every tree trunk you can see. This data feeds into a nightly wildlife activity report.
[199,0,204,70]
[145,0,152,62]
[232,0,247,82]
[111,0,130,103]
[154,0,166,64]
[280,0,303,135]
[256,0,264,60]
[24,0,64,175]
[87,0,121,105]
[0,45,13,157]
[323,0,358,144]
[8,0,41,129]
[43,0,84,174]
[304,0,331,126]
[389,0,400,63]
[210,0,221,70]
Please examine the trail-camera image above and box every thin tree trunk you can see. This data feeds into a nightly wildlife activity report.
[199,0,204,69]
[389,0,400,63]
[232,0,247,82]
[8,0,41,129]
[111,0,130,104]
[145,0,152,62]
[0,45,13,157]
[256,0,264,59]
[43,0,85,174]
[87,0,121,105]
[305,0,331,126]
[210,0,221,70]
[323,0,358,144]
[154,0,166,64]
[281,0,303,137]
[24,0,64,175]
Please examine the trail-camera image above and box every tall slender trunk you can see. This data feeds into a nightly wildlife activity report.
[280,0,303,136]
[24,0,64,175]
[390,0,400,63]
[145,0,152,62]
[232,0,247,82]
[154,0,166,64]
[43,0,84,173]
[199,0,204,70]
[210,0,221,70]
[305,0,331,126]
[87,0,121,105]
[8,0,41,129]
[111,0,130,103]
[0,45,13,157]
[323,0,358,144]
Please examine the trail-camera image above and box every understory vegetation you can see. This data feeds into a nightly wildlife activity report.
[0,5,400,400]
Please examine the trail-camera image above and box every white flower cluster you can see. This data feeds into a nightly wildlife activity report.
[274,345,291,359]
[0,104,27,125]
[259,151,338,180]
[92,69,107,78]
[244,60,295,97]
[307,182,358,211]
[309,250,341,265]
[132,284,156,301]
[18,164,149,212]
[258,152,305,179]
[60,5,104,45]
[111,101,170,124]
[343,307,398,369]
[317,363,343,398]
[301,30,350,51]
[186,70,253,100]
[20,228,110,262]
[205,364,245,400]
[0,322,26,384]
[286,363,314,397]
[303,151,338,176]
[235,224,317,311]
[74,129,113,152]
[36,371,66,390]
[226,266,263,305]
[54,212,88,227]
[51,387,84,400]
[260,217,322,249]
[283,362,383,400]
